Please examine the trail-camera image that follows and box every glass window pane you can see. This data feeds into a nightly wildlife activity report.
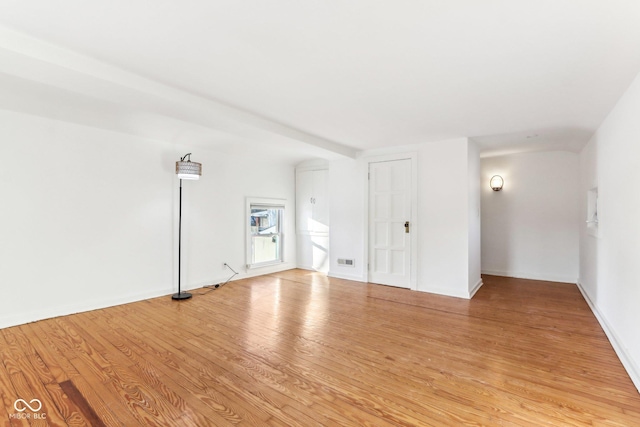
[252,235,280,264]
[250,207,281,235]
[247,199,284,268]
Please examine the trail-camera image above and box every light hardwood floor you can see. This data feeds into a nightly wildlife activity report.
[1,271,639,426]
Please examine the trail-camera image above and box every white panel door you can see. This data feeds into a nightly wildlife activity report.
[368,159,411,288]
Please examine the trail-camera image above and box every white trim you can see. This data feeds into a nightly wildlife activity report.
[417,285,472,299]
[296,264,326,272]
[237,262,297,280]
[414,279,482,300]
[246,197,287,269]
[186,262,297,290]
[0,286,173,330]
[246,260,285,270]
[469,278,484,298]
[0,263,297,330]
[577,282,640,393]
[363,151,418,290]
[328,271,367,282]
[481,269,577,284]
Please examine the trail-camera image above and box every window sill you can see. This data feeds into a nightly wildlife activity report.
[246,260,284,270]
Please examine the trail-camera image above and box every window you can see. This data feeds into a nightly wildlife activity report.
[246,198,285,268]
[586,187,599,237]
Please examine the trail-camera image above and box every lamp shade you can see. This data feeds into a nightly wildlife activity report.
[176,160,202,180]
[490,175,504,191]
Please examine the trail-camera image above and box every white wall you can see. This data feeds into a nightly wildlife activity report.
[467,140,482,295]
[186,144,296,287]
[481,151,579,283]
[0,110,296,328]
[328,138,481,298]
[578,72,640,392]
[417,138,477,298]
[578,139,598,298]
[327,158,366,281]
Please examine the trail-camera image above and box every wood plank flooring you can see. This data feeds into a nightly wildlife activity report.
[1,271,639,426]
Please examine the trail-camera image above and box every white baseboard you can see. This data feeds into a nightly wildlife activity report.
[422,279,483,299]
[0,262,298,330]
[296,264,330,274]
[577,281,640,394]
[481,269,577,284]
[0,286,173,330]
[327,271,366,282]
[469,278,484,298]
[246,262,297,277]
[194,262,296,288]
[416,285,471,299]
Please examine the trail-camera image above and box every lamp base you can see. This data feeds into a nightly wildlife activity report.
[171,292,192,300]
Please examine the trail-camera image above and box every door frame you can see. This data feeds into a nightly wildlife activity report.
[363,152,418,290]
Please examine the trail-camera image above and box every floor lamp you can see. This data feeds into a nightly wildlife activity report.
[173,153,202,300]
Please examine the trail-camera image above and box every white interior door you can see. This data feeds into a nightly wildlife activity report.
[368,159,412,288]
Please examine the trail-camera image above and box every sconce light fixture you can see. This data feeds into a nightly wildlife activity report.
[490,175,504,191]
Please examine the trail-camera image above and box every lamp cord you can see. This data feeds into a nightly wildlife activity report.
[196,263,239,295]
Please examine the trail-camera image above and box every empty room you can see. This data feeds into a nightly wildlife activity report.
[1,1,639,426]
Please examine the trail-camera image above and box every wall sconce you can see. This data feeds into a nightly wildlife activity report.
[490,175,504,191]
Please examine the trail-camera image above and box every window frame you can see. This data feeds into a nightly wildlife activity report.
[246,197,286,269]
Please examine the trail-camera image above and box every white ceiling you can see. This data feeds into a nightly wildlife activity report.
[1,0,640,160]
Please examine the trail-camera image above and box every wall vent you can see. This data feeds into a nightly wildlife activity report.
[337,258,355,267]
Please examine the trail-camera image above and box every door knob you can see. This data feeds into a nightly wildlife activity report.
[404,221,410,233]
